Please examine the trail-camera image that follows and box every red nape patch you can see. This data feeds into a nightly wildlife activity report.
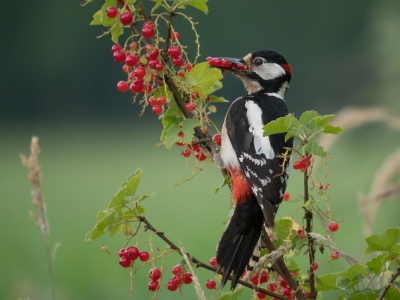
[229,168,253,204]
[281,63,293,76]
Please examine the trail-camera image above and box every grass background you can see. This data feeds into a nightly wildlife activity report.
[1,117,399,299]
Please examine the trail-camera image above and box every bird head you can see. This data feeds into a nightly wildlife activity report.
[207,50,292,97]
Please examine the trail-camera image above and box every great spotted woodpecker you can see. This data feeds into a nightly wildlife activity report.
[209,50,293,290]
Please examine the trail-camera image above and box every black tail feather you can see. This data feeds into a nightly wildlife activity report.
[216,195,264,290]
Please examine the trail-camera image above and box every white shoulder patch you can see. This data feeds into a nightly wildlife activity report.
[245,101,275,159]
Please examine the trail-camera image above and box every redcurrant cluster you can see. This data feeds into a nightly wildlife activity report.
[118,246,149,268]
[105,2,133,26]
[293,154,312,173]
[206,57,247,70]
[147,264,194,293]
[179,133,221,162]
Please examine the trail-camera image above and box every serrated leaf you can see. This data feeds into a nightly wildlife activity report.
[323,124,343,134]
[366,254,386,275]
[86,211,115,240]
[133,204,145,215]
[315,115,334,127]
[188,0,209,14]
[343,290,379,300]
[164,124,181,149]
[107,189,125,210]
[305,138,327,157]
[391,243,400,253]
[338,264,368,281]
[385,284,400,300]
[275,219,293,240]
[263,114,294,136]
[181,119,201,144]
[108,214,123,237]
[316,273,340,291]
[210,95,229,103]
[215,287,243,300]
[185,62,222,89]
[125,169,143,195]
[207,81,223,94]
[365,228,400,254]
[299,110,319,125]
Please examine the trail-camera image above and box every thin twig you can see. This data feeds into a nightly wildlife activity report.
[377,267,400,300]
[138,216,289,300]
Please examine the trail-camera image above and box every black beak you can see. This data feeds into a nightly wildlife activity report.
[207,57,248,74]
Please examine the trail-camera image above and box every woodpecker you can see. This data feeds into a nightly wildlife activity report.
[210,50,293,290]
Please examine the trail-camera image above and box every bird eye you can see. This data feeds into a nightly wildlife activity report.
[254,58,263,66]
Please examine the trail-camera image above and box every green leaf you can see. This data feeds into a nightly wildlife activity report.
[151,1,161,13]
[107,188,125,210]
[338,264,368,281]
[133,204,145,215]
[185,62,223,90]
[125,169,143,195]
[305,138,327,157]
[274,219,293,240]
[365,228,400,254]
[315,115,334,127]
[181,119,201,144]
[304,199,317,210]
[343,290,379,300]
[164,124,181,149]
[215,287,244,300]
[366,254,386,275]
[286,259,300,273]
[299,110,319,125]
[385,284,400,300]
[215,177,231,194]
[85,211,115,241]
[323,123,343,134]
[188,0,209,14]
[207,81,223,94]
[111,22,123,44]
[392,243,400,254]
[210,95,229,103]
[263,114,294,136]
[316,273,340,291]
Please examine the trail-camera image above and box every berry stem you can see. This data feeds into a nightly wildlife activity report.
[136,0,149,20]
[303,153,317,299]
[137,215,289,300]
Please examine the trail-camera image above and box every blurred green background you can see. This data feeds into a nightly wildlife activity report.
[1,1,400,299]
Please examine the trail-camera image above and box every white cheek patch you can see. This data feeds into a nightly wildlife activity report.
[255,63,286,80]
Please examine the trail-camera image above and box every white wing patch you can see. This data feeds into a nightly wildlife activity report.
[245,101,275,159]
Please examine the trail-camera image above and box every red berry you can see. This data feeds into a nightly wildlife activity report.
[195,150,207,161]
[117,81,129,92]
[126,246,139,261]
[119,248,127,258]
[182,272,193,284]
[145,44,154,53]
[171,274,182,285]
[148,60,157,69]
[268,282,277,292]
[167,280,179,291]
[172,264,182,276]
[177,70,185,78]
[212,134,221,146]
[119,257,131,268]
[282,287,292,297]
[122,64,132,73]
[297,229,306,238]
[148,267,162,280]
[134,66,146,79]
[304,292,312,298]
[126,55,138,66]
[111,44,122,53]
[113,50,126,63]
[167,46,181,58]
[120,12,133,25]
[331,252,339,260]
[293,160,306,170]
[210,257,217,267]
[205,279,216,290]
[256,291,267,299]
[172,56,185,67]
[101,244,108,252]
[130,79,144,93]
[106,7,118,18]
[157,96,167,106]
[171,31,180,40]
[149,97,157,106]
[148,280,160,292]
[329,222,339,232]
[283,192,290,201]
[278,276,288,288]
[186,102,195,112]
[129,41,137,51]
[152,105,162,115]
[142,21,155,38]
[182,149,191,158]
[250,274,259,285]
[139,251,150,262]
[301,154,312,164]
[260,270,269,284]
[191,91,200,100]
[310,262,319,271]
[186,63,193,72]
[155,63,164,71]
